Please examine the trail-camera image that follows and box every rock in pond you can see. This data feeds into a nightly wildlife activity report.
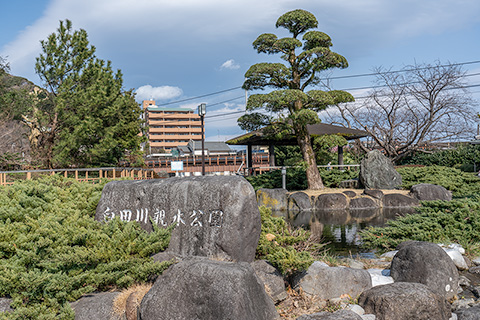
[257,188,288,211]
[314,193,348,210]
[288,192,313,211]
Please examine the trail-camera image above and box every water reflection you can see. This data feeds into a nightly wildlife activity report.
[272,207,417,257]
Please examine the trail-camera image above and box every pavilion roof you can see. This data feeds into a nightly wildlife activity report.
[226,123,368,146]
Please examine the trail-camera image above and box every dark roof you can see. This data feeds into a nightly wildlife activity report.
[226,123,368,145]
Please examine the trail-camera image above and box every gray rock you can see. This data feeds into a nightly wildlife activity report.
[455,305,480,320]
[367,269,394,287]
[349,197,378,209]
[382,193,420,208]
[251,260,288,304]
[257,188,288,211]
[339,179,360,189]
[315,193,348,210]
[359,150,402,190]
[138,257,278,320]
[469,266,480,274]
[390,241,459,300]
[71,292,121,320]
[343,258,366,269]
[472,257,480,266]
[409,183,452,201]
[95,176,261,262]
[443,248,468,270]
[346,304,365,315]
[358,282,451,320]
[0,298,12,313]
[361,315,376,320]
[452,299,475,311]
[293,263,372,300]
[343,190,357,198]
[288,192,313,211]
[362,189,384,200]
[379,251,398,259]
[297,310,363,320]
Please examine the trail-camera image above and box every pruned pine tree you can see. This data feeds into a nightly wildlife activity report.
[240,9,354,190]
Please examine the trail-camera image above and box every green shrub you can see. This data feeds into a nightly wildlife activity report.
[256,206,325,276]
[398,144,480,171]
[0,176,172,319]
[360,197,480,255]
[397,165,480,197]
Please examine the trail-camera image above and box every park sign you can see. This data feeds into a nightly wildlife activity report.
[94,176,261,262]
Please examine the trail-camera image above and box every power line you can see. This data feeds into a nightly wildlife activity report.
[338,72,480,92]
[325,60,480,81]
[155,86,242,107]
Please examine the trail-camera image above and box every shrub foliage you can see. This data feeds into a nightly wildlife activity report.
[360,197,480,255]
[256,206,325,276]
[0,176,172,319]
[397,165,480,197]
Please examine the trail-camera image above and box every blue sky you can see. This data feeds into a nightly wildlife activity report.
[1,0,480,141]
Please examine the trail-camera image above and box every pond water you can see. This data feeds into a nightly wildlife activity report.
[273,207,417,258]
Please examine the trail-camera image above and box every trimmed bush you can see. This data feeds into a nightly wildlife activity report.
[0,176,172,319]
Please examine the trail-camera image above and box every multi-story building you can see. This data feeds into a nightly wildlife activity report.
[143,100,203,153]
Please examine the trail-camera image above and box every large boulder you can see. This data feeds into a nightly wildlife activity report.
[293,262,372,300]
[390,241,459,300]
[297,310,363,320]
[256,188,288,211]
[95,176,261,262]
[71,292,121,320]
[138,258,278,320]
[251,260,288,304]
[409,183,452,201]
[382,193,420,208]
[359,150,402,189]
[358,282,451,320]
[314,193,348,210]
[288,192,313,211]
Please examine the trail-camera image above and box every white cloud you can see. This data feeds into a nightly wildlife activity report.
[220,59,240,70]
[135,85,183,101]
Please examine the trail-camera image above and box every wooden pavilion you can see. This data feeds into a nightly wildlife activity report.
[226,123,369,171]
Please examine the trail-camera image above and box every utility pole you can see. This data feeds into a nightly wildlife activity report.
[197,103,207,176]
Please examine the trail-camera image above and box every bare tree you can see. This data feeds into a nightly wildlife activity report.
[325,61,478,162]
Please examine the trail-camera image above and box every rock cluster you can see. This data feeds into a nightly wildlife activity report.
[259,183,450,214]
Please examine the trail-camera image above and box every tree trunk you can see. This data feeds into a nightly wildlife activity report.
[297,133,324,190]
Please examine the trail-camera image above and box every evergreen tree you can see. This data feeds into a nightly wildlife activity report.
[35,20,145,167]
[240,9,354,189]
